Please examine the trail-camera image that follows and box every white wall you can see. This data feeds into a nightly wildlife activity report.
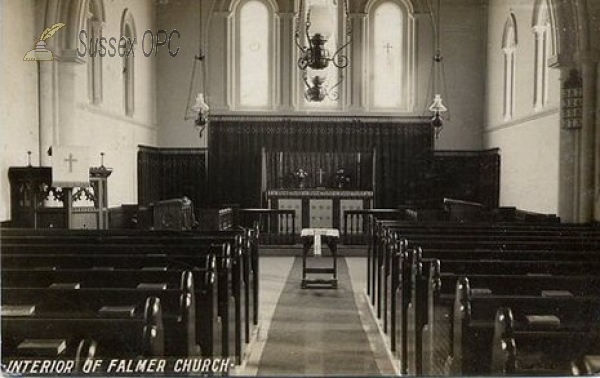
[484,0,561,214]
[63,0,158,207]
[156,0,207,148]
[155,0,486,151]
[435,0,486,150]
[0,0,158,221]
[0,0,40,221]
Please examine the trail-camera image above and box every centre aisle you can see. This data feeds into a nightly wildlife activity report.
[256,257,381,375]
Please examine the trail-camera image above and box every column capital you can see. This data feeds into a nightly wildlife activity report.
[57,49,86,64]
[348,12,368,19]
[532,24,548,35]
[278,11,296,19]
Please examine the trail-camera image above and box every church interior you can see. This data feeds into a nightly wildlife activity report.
[2,0,600,376]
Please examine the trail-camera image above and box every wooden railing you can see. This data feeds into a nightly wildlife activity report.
[238,209,296,245]
[343,209,404,245]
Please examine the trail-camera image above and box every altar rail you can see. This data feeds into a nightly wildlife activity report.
[238,209,296,245]
[343,209,404,245]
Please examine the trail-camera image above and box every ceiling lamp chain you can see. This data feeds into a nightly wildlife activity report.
[428,0,449,138]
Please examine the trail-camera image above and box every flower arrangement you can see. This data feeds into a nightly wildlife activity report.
[295,168,309,189]
[295,168,309,179]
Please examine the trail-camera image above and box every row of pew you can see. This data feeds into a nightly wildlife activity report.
[367,218,600,375]
[0,227,260,373]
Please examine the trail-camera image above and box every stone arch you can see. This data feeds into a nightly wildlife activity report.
[44,0,106,53]
[120,8,137,42]
[364,0,413,16]
[543,0,582,66]
[221,0,279,14]
[502,13,518,49]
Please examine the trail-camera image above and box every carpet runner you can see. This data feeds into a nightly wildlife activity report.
[256,257,381,375]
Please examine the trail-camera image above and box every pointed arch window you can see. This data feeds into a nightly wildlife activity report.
[532,0,554,110]
[502,14,517,120]
[235,0,274,109]
[121,10,136,117]
[85,0,103,104]
[368,0,414,111]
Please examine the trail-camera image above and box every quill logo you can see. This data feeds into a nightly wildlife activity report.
[23,22,65,61]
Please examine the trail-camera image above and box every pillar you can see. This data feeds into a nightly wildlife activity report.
[278,11,296,111]
[578,60,596,222]
[208,11,232,111]
[347,12,367,111]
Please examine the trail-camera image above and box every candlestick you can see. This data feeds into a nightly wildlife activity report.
[279,152,284,188]
[357,152,361,189]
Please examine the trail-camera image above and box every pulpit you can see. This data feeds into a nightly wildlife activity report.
[8,167,53,228]
[8,165,112,229]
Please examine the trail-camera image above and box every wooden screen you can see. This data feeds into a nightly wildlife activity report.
[264,151,374,190]
[137,146,208,212]
[208,116,433,208]
[431,149,500,209]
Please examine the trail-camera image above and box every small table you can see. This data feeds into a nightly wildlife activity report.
[300,228,339,289]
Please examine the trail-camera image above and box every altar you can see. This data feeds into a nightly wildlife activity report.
[266,189,373,233]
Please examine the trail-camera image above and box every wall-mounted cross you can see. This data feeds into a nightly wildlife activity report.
[383,42,393,54]
[64,153,78,173]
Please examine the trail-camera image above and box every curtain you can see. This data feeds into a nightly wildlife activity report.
[208,117,433,208]
[137,146,208,213]
[432,149,501,209]
[264,151,373,190]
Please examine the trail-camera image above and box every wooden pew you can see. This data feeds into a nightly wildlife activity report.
[1,242,222,358]
[2,227,260,347]
[379,240,600,330]
[1,234,249,363]
[369,218,600,376]
[1,269,219,358]
[2,297,164,361]
[374,219,599,232]
[374,230,600,327]
[388,245,600,374]
[2,273,196,357]
[491,308,600,375]
[452,279,600,375]
[418,265,600,375]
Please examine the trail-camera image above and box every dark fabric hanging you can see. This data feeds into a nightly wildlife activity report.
[208,116,433,208]
[137,146,208,211]
[432,149,501,209]
[264,151,373,190]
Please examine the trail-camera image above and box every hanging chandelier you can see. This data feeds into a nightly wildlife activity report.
[427,0,449,138]
[295,0,351,102]
[185,51,209,136]
[184,1,210,137]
